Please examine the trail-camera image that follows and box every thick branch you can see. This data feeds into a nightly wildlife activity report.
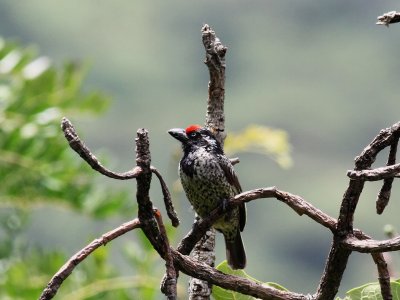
[347,163,400,181]
[342,236,400,253]
[202,24,227,145]
[172,249,309,300]
[135,129,164,257]
[135,130,178,299]
[188,227,216,299]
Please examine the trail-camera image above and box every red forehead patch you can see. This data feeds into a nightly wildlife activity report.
[185,124,202,135]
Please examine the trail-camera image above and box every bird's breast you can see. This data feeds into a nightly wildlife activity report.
[179,151,235,217]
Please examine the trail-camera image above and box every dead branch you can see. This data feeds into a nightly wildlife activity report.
[315,121,400,300]
[343,236,400,253]
[171,249,310,300]
[203,24,227,145]
[61,117,142,180]
[377,136,399,214]
[39,219,141,300]
[347,164,400,181]
[151,166,180,227]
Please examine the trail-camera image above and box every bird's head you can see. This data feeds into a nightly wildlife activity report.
[168,125,222,153]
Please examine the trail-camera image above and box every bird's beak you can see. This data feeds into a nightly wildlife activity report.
[168,128,188,143]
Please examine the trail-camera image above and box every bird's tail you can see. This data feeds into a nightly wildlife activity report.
[224,230,246,270]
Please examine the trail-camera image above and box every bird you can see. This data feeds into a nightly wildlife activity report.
[168,124,246,269]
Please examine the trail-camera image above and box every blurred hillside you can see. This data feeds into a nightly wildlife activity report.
[1,0,400,296]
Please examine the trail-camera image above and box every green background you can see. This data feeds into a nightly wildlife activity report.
[1,0,400,298]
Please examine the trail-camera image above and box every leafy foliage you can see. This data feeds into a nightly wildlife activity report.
[0,37,127,213]
[0,37,161,299]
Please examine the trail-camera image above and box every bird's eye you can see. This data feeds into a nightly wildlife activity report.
[189,132,200,139]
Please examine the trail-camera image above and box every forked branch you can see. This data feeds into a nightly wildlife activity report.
[41,22,400,300]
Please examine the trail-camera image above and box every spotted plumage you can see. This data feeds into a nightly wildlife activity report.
[168,125,246,269]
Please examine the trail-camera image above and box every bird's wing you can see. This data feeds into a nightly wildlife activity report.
[218,155,242,194]
[218,156,246,231]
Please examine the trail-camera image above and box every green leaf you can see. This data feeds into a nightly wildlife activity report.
[212,261,288,300]
[338,281,400,300]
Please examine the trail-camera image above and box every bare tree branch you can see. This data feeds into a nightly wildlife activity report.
[56,118,400,300]
[135,129,166,257]
[202,24,227,145]
[61,117,142,180]
[347,163,400,181]
[354,122,400,170]
[188,225,216,300]
[372,253,392,300]
[376,137,398,214]
[135,129,179,300]
[151,166,180,227]
[342,236,400,253]
[171,249,310,300]
[39,219,141,300]
[315,122,400,300]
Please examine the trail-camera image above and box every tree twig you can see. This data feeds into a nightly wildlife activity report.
[151,166,180,227]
